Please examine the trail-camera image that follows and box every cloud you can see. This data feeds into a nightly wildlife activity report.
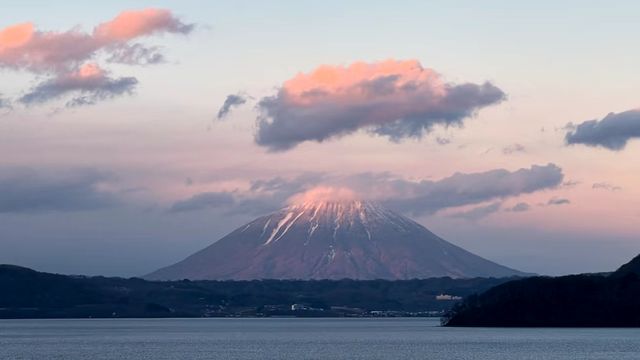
[565,109,640,150]
[168,192,282,216]
[382,163,564,216]
[169,192,235,213]
[0,8,192,106]
[0,168,119,213]
[93,8,193,43]
[436,137,451,145]
[0,9,192,72]
[592,182,622,192]
[170,173,326,214]
[170,164,563,218]
[502,143,526,155]
[217,94,247,119]
[105,43,165,65]
[546,197,570,206]
[0,94,10,109]
[506,202,531,212]
[562,180,580,188]
[19,63,137,106]
[252,59,506,151]
[449,202,502,220]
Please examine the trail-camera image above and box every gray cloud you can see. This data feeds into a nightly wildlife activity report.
[592,182,622,192]
[248,173,325,193]
[170,164,563,218]
[383,163,564,216]
[546,197,570,206]
[105,43,165,65]
[169,192,235,213]
[0,168,119,213]
[170,173,325,215]
[372,83,505,141]
[562,180,580,188]
[0,94,10,109]
[216,94,247,120]
[449,202,502,221]
[253,60,505,151]
[436,137,451,145]
[565,109,640,150]
[169,192,287,216]
[506,202,531,212]
[502,143,526,155]
[19,66,137,107]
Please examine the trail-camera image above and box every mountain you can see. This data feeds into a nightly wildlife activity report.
[443,254,640,327]
[147,199,525,280]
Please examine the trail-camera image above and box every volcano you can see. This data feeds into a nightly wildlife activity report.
[146,199,525,280]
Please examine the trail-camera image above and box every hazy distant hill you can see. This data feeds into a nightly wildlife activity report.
[147,200,525,280]
[443,254,640,327]
[0,264,513,319]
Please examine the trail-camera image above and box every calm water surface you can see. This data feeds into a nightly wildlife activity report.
[1,318,639,359]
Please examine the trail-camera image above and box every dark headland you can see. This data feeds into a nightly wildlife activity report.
[443,254,640,327]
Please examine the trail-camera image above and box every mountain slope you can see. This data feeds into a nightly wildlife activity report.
[147,200,525,280]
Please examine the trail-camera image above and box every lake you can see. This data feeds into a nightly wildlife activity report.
[1,318,640,359]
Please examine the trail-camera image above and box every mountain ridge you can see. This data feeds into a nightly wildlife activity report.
[0,263,515,319]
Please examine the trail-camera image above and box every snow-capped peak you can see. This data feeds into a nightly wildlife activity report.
[285,199,390,223]
[146,193,527,281]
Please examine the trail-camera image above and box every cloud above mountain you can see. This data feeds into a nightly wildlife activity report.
[506,202,531,212]
[169,173,324,215]
[0,167,119,213]
[546,197,570,206]
[170,163,563,218]
[19,63,137,106]
[170,192,235,213]
[502,143,526,155]
[233,59,505,151]
[216,94,247,119]
[0,8,192,107]
[380,163,563,216]
[0,94,10,109]
[448,202,503,221]
[592,182,622,192]
[0,9,192,72]
[565,109,640,150]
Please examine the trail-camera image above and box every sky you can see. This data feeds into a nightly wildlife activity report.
[1,0,640,277]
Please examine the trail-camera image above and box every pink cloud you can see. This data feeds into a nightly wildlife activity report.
[0,23,95,72]
[0,8,192,72]
[282,60,445,105]
[0,23,34,49]
[253,59,506,150]
[93,8,193,42]
[0,8,192,107]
